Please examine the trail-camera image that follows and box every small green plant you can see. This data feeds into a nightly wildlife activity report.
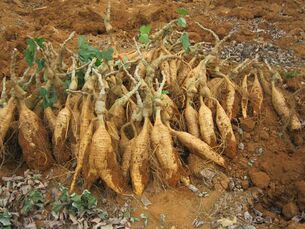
[180,32,190,53]
[39,86,57,108]
[0,210,12,229]
[78,36,113,66]
[176,7,188,27]
[161,90,169,95]
[51,185,97,217]
[139,25,152,44]
[21,190,44,215]
[176,8,190,52]
[282,70,300,79]
[24,37,45,66]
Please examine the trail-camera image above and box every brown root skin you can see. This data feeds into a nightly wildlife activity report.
[87,121,125,194]
[241,74,249,118]
[151,109,180,186]
[198,97,217,147]
[80,95,94,140]
[170,128,226,168]
[271,82,301,130]
[18,99,54,171]
[130,117,151,196]
[44,107,56,131]
[0,97,17,157]
[249,73,263,116]
[184,96,200,138]
[70,121,94,193]
[213,98,237,159]
[52,105,72,164]
[25,87,43,110]
[70,95,94,193]
[257,68,271,96]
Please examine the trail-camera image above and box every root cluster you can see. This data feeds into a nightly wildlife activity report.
[0,19,302,196]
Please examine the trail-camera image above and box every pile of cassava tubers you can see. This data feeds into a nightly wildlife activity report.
[0,21,302,196]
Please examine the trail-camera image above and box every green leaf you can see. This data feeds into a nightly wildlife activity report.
[70,193,84,213]
[24,37,45,66]
[130,217,140,223]
[78,36,102,64]
[52,201,63,214]
[76,70,85,89]
[161,90,169,95]
[34,37,45,48]
[21,190,44,215]
[101,47,114,61]
[140,213,148,227]
[22,199,34,215]
[140,25,151,34]
[0,211,12,226]
[25,38,36,66]
[180,32,190,53]
[39,87,48,96]
[139,34,149,44]
[283,70,300,79]
[115,60,122,67]
[40,86,56,108]
[176,17,187,27]
[123,56,129,63]
[81,190,97,209]
[176,8,188,16]
[29,190,43,203]
[64,79,71,91]
[97,210,109,220]
[43,74,48,82]
[59,185,70,202]
[36,58,45,72]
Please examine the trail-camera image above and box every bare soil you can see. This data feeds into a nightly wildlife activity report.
[0,0,305,228]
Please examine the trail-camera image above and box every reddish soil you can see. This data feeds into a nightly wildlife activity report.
[0,0,305,228]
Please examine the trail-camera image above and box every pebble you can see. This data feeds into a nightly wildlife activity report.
[240,118,256,132]
[260,130,269,140]
[243,225,256,229]
[282,202,299,220]
[255,147,264,156]
[188,184,199,193]
[249,171,270,189]
[242,180,249,190]
[238,142,245,150]
[244,211,253,223]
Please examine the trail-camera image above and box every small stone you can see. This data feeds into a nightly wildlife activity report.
[282,202,299,220]
[237,128,243,135]
[243,225,256,229]
[213,173,230,191]
[249,171,270,189]
[260,130,269,140]
[240,118,256,132]
[238,143,245,150]
[188,184,199,193]
[244,211,253,223]
[242,180,249,190]
[255,148,264,156]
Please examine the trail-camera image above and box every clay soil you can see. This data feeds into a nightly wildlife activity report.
[0,0,305,228]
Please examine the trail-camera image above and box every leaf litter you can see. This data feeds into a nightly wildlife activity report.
[0,170,136,228]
